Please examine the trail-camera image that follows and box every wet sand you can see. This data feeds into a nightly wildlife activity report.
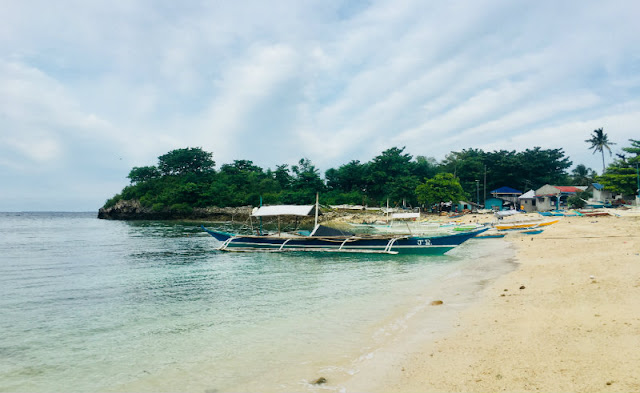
[342,213,640,392]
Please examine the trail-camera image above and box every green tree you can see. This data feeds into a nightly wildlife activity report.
[518,147,572,188]
[597,139,640,197]
[412,155,439,181]
[157,147,215,176]
[290,158,325,203]
[585,128,615,174]
[415,173,465,209]
[325,160,368,193]
[366,147,414,202]
[127,166,160,184]
[570,164,596,186]
[567,190,592,208]
[621,139,640,166]
[441,149,485,198]
[272,164,293,189]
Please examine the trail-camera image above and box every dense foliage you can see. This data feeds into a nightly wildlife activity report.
[103,145,577,211]
[596,139,640,197]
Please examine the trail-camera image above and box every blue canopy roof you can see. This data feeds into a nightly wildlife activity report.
[490,186,522,194]
[592,183,604,190]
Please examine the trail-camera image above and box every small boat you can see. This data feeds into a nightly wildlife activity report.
[495,219,559,231]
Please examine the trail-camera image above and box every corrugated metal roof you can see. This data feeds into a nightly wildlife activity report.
[554,186,581,193]
[490,186,523,194]
[251,205,316,217]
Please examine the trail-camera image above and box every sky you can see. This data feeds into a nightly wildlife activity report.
[1,0,639,211]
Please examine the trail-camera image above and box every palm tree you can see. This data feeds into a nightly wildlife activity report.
[585,128,615,174]
[570,164,596,186]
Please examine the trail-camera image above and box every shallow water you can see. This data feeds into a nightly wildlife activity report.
[0,212,514,392]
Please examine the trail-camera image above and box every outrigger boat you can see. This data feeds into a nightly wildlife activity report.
[201,201,488,255]
[202,224,488,255]
[495,219,559,231]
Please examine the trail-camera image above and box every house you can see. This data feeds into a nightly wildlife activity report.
[487,186,522,210]
[484,197,504,211]
[586,183,616,203]
[535,185,582,211]
[517,190,537,212]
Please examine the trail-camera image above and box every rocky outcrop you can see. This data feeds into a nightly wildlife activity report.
[97,199,252,221]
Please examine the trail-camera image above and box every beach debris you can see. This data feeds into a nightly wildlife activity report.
[590,275,595,279]
[430,300,444,306]
[519,285,526,290]
[312,377,327,385]
[606,380,614,386]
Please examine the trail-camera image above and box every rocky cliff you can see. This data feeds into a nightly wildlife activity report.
[97,199,252,221]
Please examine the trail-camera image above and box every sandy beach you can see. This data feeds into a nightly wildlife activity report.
[342,213,640,392]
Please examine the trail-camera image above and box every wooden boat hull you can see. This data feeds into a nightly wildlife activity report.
[201,226,488,255]
[495,219,559,231]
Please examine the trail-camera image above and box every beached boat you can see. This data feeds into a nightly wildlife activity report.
[202,224,488,255]
[494,219,559,231]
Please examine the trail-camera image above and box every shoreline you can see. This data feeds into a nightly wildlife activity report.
[341,214,640,392]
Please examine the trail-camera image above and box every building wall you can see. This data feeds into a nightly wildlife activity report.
[519,198,536,212]
[535,196,556,211]
[484,197,503,211]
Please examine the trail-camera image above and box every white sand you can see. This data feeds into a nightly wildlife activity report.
[341,214,640,392]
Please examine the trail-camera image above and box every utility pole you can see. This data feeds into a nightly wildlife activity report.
[475,180,479,205]
[483,165,487,204]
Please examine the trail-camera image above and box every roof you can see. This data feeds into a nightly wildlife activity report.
[518,190,536,199]
[592,183,604,190]
[554,186,581,193]
[490,186,523,195]
[535,184,583,197]
[251,205,318,217]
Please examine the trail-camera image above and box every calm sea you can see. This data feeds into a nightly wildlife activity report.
[0,212,514,392]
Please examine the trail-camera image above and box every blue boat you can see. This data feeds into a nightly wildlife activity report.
[201,224,488,255]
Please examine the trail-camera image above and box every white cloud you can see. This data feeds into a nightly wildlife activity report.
[1,0,640,209]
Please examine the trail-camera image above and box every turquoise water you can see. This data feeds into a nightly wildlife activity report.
[0,212,514,392]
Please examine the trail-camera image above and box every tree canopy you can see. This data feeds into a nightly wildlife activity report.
[157,147,215,176]
[596,139,640,197]
[415,173,465,208]
[104,145,578,213]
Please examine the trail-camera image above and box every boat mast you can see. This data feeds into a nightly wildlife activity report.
[259,195,263,235]
[314,193,319,228]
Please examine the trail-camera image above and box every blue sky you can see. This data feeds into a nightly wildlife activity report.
[1,0,639,211]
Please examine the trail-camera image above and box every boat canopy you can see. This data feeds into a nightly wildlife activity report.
[251,205,319,217]
[391,212,420,219]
